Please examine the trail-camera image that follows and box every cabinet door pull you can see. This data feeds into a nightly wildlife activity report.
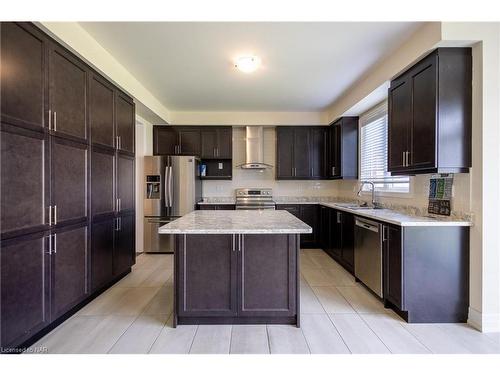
[337,212,341,223]
[53,111,57,131]
[402,152,405,167]
[48,109,52,131]
[53,234,57,254]
[48,205,52,226]
[239,234,243,252]
[47,235,52,255]
[382,226,388,241]
[232,234,235,252]
[53,205,57,225]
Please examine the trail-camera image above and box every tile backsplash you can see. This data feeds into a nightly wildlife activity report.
[202,127,472,217]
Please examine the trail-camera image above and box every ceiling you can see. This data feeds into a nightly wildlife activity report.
[80,22,422,112]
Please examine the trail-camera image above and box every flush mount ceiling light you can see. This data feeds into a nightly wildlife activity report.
[235,55,261,73]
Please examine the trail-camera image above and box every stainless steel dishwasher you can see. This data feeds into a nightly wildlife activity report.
[354,217,383,298]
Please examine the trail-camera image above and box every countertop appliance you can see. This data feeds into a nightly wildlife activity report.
[235,188,276,210]
[354,217,383,298]
[144,155,202,253]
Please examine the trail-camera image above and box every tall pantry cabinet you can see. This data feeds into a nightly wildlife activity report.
[0,22,136,350]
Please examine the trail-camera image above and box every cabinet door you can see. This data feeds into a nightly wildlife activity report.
[49,45,87,140]
[200,128,217,159]
[91,148,115,217]
[116,93,135,153]
[310,127,327,178]
[51,138,88,226]
[52,224,88,320]
[178,127,201,156]
[177,234,237,317]
[384,225,403,309]
[217,127,233,159]
[117,154,135,213]
[1,125,48,238]
[300,205,318,247]
[409,55,437,171]
[388,77,411,172]
[90,75,114,148]
[330,210,342,260]
[1,23,46,130]
[340,212,355,273]
[91,218,114,291]
[276,127,294,178]
[239,234,296,316]
[197,205,216,210]
[293,128,311,178]
[113,214,135,276]
[1,232,50,348]
[319,206,330,251]
[330,123,341,178]
[153,126,177,155]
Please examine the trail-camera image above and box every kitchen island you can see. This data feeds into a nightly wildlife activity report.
[158,210,311,327]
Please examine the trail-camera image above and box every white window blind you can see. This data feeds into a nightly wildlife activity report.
[359,101,409,193]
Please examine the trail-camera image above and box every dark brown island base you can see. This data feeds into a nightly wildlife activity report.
[158,210,312,327]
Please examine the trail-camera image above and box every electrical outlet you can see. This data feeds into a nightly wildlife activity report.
[218,162,223,170]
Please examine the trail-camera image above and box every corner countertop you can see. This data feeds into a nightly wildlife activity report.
[158,210,312,234]
[318,203,472,227]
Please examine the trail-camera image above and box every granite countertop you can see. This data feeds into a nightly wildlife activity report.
[319,203,471,227]
[199,197,472,227]
[158,210,312,234]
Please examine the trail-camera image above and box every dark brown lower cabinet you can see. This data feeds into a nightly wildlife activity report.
[175,233,299,326]
[177,234,238,317]
[0,231,50,349]
[113,214,136,277]
[197,204,236,210]
[51,224,89,320]
[239,234,296,317]
[91,217,114,291]
[276,204,319,248]
[383,225,470,323]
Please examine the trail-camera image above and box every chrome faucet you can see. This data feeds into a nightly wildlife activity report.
[357,181,379,208]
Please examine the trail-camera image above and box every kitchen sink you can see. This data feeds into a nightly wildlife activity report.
[333,203,383,210]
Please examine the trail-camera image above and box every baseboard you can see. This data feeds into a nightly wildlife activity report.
[468,306,500,332]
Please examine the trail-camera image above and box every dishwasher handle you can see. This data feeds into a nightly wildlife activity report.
[355,218,379,233]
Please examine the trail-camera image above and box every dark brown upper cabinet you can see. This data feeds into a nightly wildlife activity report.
[277,126,341,180]
[51,137,88,227]
[1,125,49,239]
[201,127,232,159]
[49,44,88,141]
[153,125,201,156]
[90,74,115,149]
[388,48,472,175]
[327,117,358,179]
[276,126,312,179]
[0,23,47,131]
[115,93,135,154]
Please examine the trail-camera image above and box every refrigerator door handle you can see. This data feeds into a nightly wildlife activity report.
[168,166,173,207]
[164,165,169,207]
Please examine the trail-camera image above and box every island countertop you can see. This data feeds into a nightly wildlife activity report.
[158,210,312,234]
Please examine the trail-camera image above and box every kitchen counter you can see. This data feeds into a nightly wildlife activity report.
[158,210,312,234]
[161,210,306,327]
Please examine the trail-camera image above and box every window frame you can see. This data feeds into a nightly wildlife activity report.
[358,100,412,197]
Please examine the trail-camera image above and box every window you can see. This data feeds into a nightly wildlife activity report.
[359,101,410,193]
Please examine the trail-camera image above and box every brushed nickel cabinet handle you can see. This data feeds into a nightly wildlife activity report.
[53,205,57,225]
[48,110,52,130]
[53,234,57,254]
[47,235,52,255]
[402,152,405,167]
[48,205,52,226]
[53,111,57,131]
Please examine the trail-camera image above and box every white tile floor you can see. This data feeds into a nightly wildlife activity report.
[28,249,500,354]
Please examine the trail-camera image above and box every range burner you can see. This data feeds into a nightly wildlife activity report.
[235,188,276,210]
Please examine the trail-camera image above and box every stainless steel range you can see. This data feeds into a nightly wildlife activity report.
[235,188,276,210]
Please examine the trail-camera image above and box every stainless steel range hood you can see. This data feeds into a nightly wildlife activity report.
[238,126,273,169]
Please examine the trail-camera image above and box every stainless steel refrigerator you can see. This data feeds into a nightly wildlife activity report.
[143,155,202,253]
